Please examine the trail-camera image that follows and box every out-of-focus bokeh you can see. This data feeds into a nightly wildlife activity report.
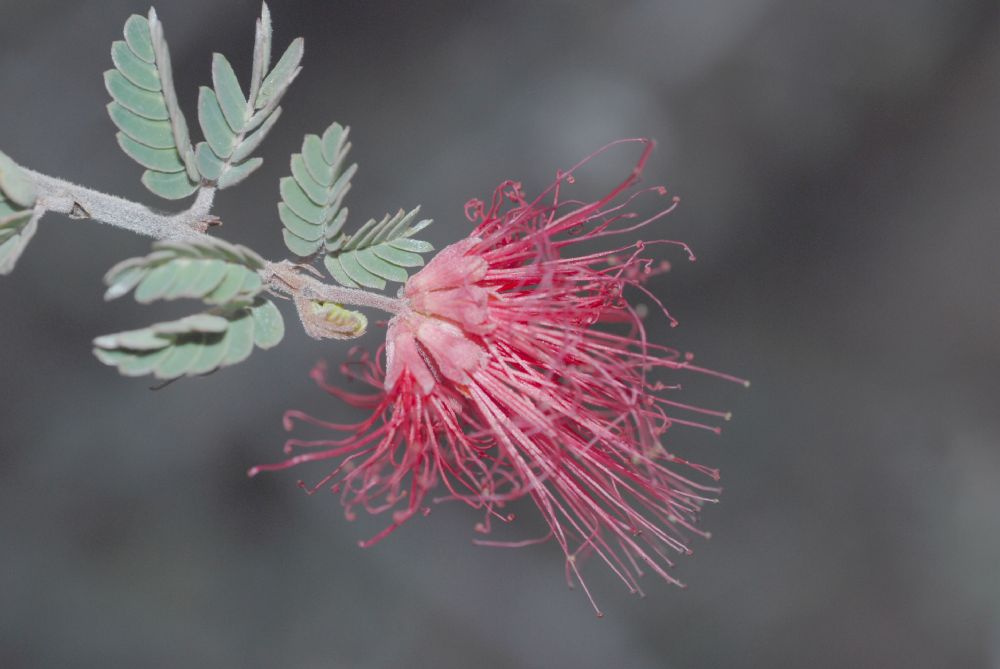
[1,1,997,667]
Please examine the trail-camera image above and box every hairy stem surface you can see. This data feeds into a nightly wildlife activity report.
[27,170,216,239]
[23,168,403,320]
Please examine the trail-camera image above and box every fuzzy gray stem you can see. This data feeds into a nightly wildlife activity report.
[26,169,216,240]
[301,281,403,314]
[23,167,404,325]
[263,261,404,315]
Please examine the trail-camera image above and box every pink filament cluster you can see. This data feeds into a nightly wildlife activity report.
[251,139,745,612]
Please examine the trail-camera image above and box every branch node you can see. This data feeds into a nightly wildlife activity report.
[192,215,222,232]
[69,202,91,219]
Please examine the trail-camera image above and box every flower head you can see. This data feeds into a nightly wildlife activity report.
[251,139,745,612]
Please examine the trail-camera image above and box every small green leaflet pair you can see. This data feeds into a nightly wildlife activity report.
[106,5,299,198]
[0,151,40,275]
[94,238,284,381]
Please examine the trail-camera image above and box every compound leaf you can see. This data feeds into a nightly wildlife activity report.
[323,207,433,289]
[103,237,265,304]
[92,298,282,380]
[278,122,357,257]
[193,5,298,190]
[108,11,199,197]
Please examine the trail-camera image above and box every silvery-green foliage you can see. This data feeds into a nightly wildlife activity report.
[106,10,200,199]
[324,207,433,290]
[2,2,435,380]
[95,236,283,378]
[278,121,435,289]
[102,237,266,304]
[279,122,357,257]
[107,4,299,199]
[196,4,302,189]
[0,151,41,275]
[92,298,285,380]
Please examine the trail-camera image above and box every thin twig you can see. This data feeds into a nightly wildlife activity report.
[22,168,405,322]
[27,170,215,239]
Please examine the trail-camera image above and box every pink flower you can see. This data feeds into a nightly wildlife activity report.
[251,139,745,612]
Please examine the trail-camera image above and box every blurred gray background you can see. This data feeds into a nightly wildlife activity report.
[1,1,998,667]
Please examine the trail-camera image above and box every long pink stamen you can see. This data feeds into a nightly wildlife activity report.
[253,140,743,613]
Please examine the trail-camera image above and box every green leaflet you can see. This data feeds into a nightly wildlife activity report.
[103,236,266,304]
[195,143,225,181]
[212,53,248,131]
[0,152,40,275]
[198,87,237,158]
[249,3,272,101]
[0,151,37,209]
[204,264,257,304]
[0,211,40,276]
[141,170,199,200]
[107,11,198,199]
[107,102,174,148]
[324,208,434,289]
[117,133,185,172]
[257,38,303,110]
[161,237,265,269]
[111,40,160,91]
[217,157,263,189]
[192,6,300,189]
[221,312,256,367]
[123,14,155,63]
[280,177,326,225]
[93,298,285,380]
[250,298,285,349]
[134,261,182,303]
[282,228,323,257]
[231,107,282,163]
[278,122,357,258]
[104,70,168,120]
